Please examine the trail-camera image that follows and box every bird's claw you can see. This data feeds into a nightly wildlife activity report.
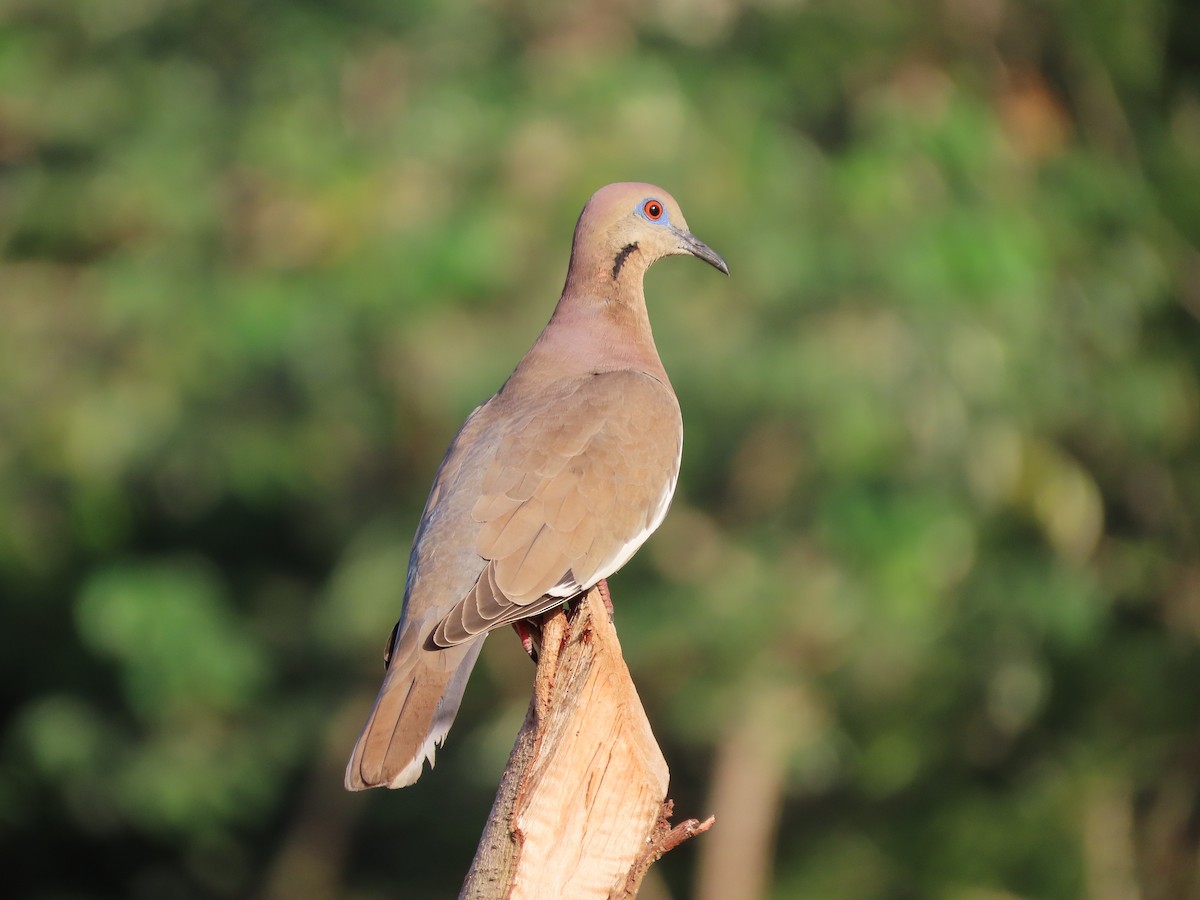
[513,620,538,662]
[596,578,614,619]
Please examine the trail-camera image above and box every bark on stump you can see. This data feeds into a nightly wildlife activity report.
[461,586,712,899]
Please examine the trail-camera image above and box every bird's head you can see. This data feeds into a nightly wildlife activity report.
[570,182,729,286]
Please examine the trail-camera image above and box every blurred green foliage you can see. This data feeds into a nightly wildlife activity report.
[2,0,1199,897]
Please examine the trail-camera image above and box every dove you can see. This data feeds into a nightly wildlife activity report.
[345,182,727,790]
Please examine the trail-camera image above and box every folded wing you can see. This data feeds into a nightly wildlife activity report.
[431,370,682,646]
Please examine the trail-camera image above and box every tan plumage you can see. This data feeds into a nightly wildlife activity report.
[345,182,727,790]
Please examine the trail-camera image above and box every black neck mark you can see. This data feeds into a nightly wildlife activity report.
[611,242,639,280]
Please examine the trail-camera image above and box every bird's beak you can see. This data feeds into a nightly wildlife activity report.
[675,229,730,275]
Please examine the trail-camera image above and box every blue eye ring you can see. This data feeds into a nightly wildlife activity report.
[642,199,664,221]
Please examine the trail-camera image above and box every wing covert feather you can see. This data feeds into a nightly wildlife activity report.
[431,370,681,645]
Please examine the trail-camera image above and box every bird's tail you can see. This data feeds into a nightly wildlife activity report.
[344,634,486,790]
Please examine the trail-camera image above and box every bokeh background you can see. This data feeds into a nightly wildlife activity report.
[3,0,1199,897]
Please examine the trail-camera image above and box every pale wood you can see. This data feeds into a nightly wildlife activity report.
[461,587,710,899]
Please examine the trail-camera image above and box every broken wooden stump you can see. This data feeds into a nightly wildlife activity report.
[460,586,712,899]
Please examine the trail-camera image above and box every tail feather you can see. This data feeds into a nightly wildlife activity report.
[345,636,486,790]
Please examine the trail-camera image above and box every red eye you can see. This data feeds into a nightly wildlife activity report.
[643,200,663,220]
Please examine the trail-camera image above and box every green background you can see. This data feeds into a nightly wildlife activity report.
[2,0,1199,897]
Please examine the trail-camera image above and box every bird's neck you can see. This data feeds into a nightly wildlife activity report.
[518,274,669,384]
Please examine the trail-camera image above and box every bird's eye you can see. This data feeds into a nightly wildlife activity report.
[643,200,664,220]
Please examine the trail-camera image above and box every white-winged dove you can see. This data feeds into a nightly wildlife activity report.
[345,182,728,790]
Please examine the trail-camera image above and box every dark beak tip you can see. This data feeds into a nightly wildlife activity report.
[698,251,729,276]
[681,231,729,276]
[702,250,730,277]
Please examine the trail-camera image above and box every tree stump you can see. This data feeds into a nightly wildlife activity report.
[460,586,713,899]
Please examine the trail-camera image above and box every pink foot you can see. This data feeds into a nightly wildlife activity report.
[513,620,537,661]
[596,578,614,618]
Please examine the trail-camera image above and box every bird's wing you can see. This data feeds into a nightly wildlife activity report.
[430,369,681,647]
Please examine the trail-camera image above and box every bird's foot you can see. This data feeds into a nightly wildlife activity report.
[513,620,539,662]
[596,578,614,618]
